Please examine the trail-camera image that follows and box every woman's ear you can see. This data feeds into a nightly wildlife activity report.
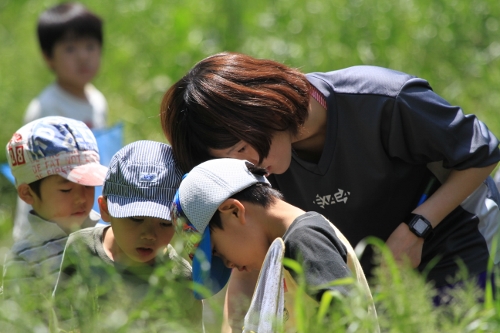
[17,184,35,205]
[218,198,246,224]
[98,196,111,222]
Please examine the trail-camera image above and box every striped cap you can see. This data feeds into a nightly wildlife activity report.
[103,140,183,219]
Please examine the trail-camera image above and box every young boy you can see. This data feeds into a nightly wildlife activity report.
[13,2,108,241]
[172,158,377,332]
[53,141,202,331]
[2,116,108,299]
[25,2,107,127]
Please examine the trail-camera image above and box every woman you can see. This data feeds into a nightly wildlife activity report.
[161,52,500,328]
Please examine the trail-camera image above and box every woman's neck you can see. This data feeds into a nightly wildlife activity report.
[291,97,327,163]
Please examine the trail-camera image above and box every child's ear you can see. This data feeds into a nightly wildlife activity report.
[218,198,246,224]
[17,184,35,205]
[98,196,111,222]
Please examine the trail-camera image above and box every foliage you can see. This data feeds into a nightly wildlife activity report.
[1,236,500,332]
[1,272,203,332]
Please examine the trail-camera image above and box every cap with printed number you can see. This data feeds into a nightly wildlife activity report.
[6,116,107,187]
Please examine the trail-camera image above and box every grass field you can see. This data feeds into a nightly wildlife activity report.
[1,0,500,331]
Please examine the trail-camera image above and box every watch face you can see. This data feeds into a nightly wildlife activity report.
[413,218,429,235]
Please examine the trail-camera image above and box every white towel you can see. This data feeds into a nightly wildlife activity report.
[242,238,286,333]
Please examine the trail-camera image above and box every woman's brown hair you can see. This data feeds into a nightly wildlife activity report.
[160,52,310,172]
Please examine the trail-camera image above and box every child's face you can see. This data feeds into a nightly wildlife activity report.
[29,175,95,231]
[108,215,175,266]
[45,35,101,91]
[208,130,293,175]
[210,213,269,273]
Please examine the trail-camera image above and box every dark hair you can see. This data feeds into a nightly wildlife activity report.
[208,165,284,230]
[28,178,44,199]
[37,2,103,57]
[160,52,311,172]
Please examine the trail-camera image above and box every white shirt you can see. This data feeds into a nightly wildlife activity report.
[24,83,107,129]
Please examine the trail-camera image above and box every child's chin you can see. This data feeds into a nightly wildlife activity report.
[58,218,86,232]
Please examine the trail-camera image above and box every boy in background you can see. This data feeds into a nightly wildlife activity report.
[173,158,378,332]
[14,2,108,241]
[2,116,108,299]
[53,141,202,331]
[25,1,107,126]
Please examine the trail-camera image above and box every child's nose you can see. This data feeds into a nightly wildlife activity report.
[77,47,92,61]
[76,47,86,58]
[141,225,157,241]
[224,259,236,269]
[74,187,87,204]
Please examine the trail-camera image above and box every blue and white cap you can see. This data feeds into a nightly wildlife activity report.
[103,140,183,219]
[6,116,107,187]
[173,158,270,299]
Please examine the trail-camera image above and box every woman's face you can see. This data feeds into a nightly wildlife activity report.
[208,131,293,175]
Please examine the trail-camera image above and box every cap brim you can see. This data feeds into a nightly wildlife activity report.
[63,163,108,186]
[192,227,232,300]
[106,196,173,220]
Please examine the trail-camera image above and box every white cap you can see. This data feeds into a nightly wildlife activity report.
[173,158,270,299]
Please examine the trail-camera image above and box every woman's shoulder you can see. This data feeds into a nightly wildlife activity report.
[306,66,427,98]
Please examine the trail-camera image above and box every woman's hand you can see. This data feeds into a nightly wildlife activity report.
[385,222,424,268]
[386,164,497,268]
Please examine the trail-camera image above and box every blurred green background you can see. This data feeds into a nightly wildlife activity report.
[1,0,500,247]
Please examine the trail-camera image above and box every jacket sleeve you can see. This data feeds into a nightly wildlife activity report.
[381,77,500,170]
[3,252,36,298]
[2,248,60,300]
[51,234,90,331]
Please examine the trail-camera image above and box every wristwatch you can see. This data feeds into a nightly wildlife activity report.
[405,213,433,239]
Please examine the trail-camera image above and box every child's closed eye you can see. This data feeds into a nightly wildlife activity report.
[160,221,173,228]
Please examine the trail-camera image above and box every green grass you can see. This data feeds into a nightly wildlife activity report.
[1,0,500,331]
[1,236,500,332]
